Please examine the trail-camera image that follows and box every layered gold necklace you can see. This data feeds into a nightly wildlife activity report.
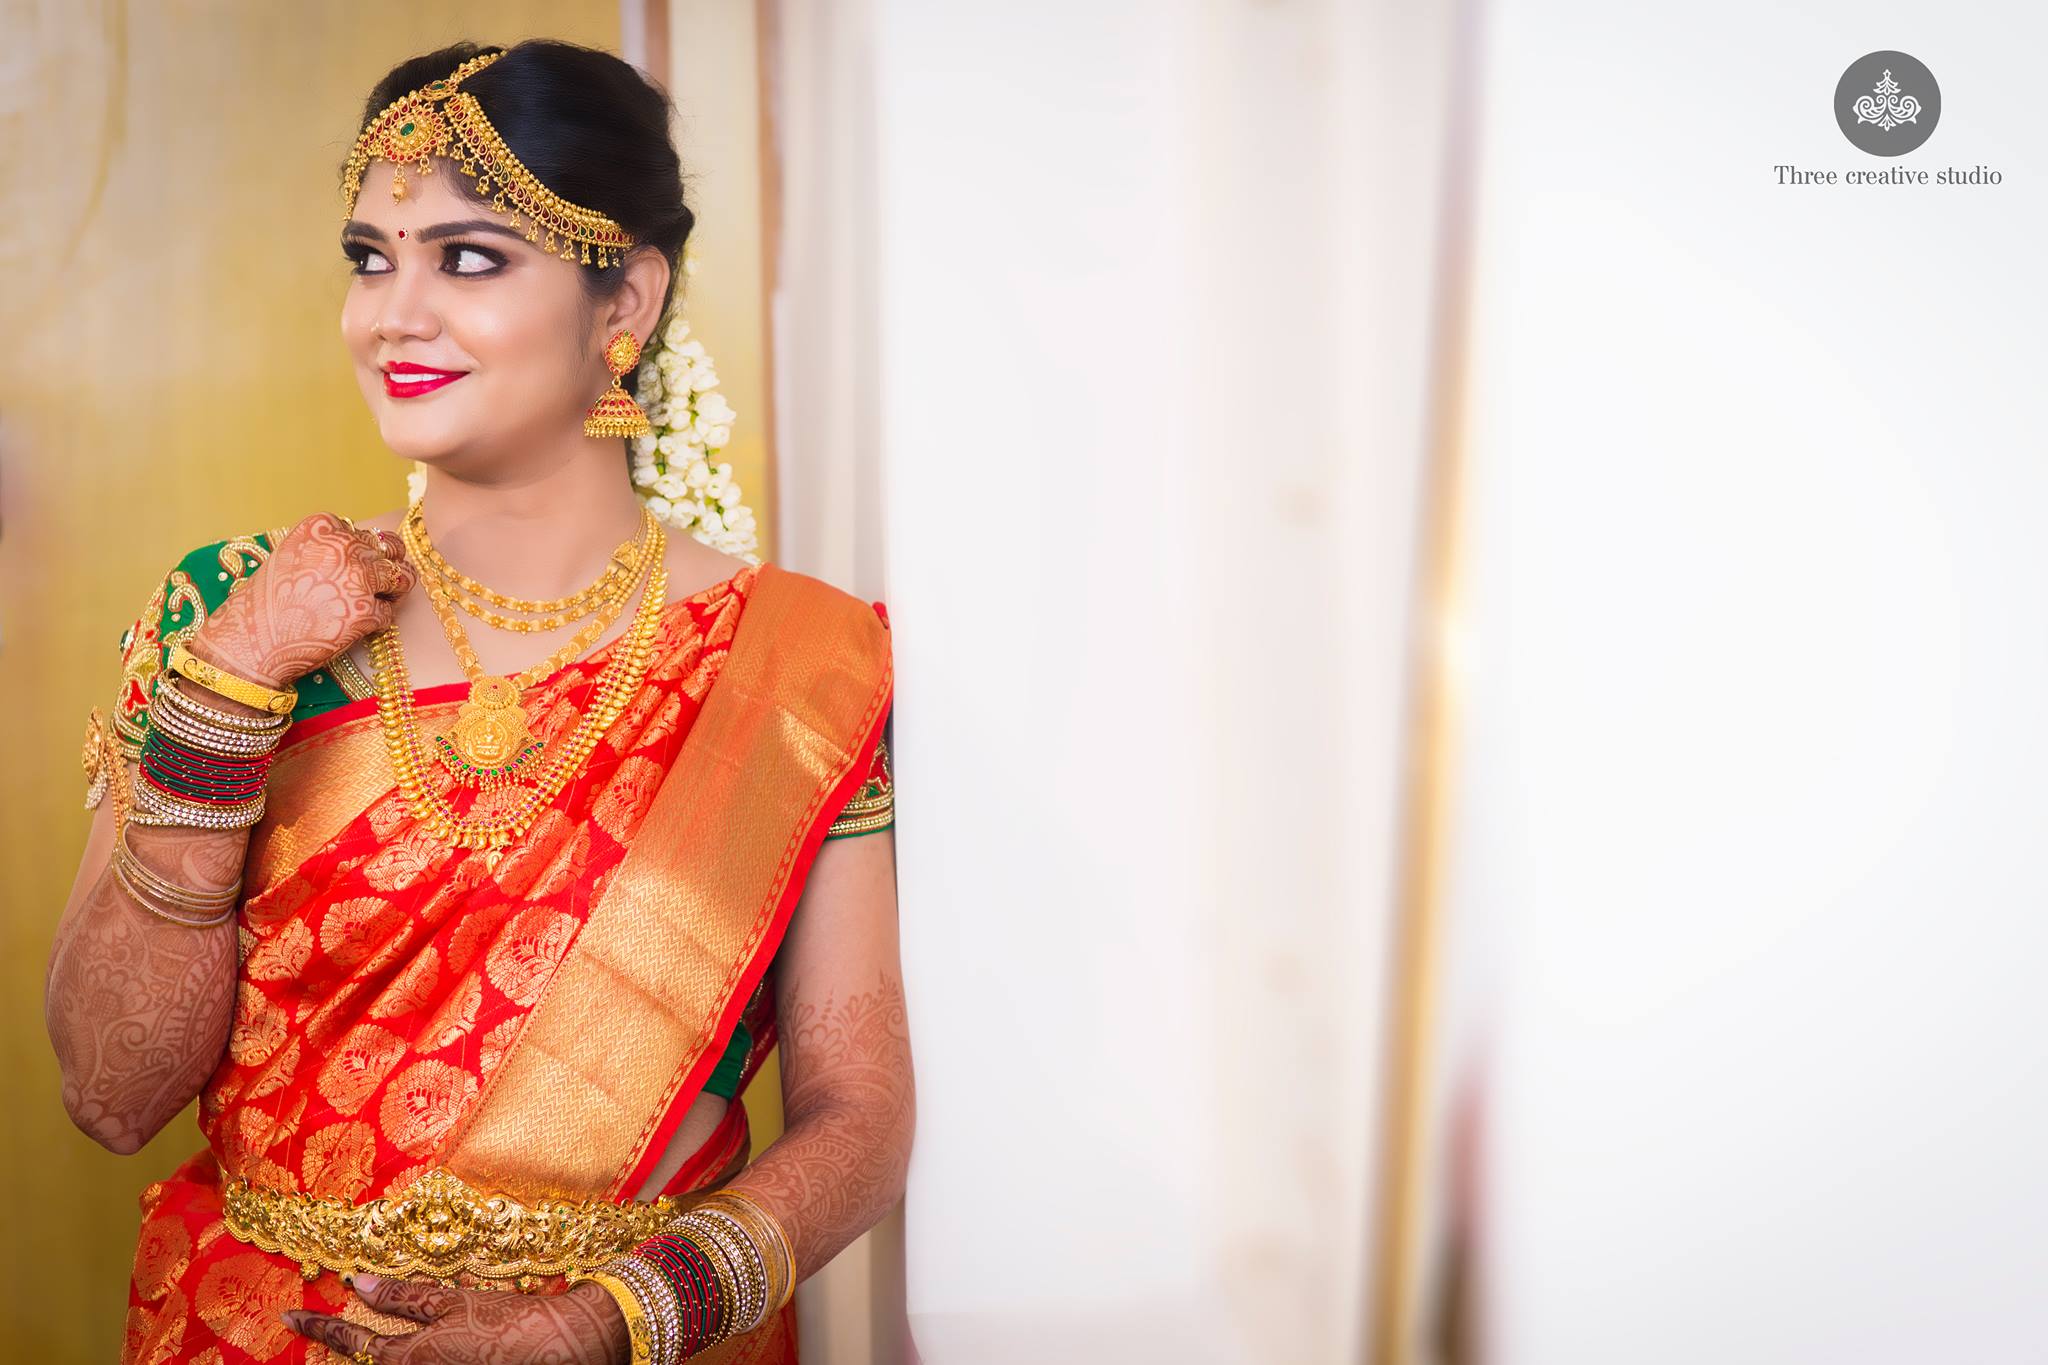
[398,502,656,790]
[370,505,669,858]
[403,499,652,630]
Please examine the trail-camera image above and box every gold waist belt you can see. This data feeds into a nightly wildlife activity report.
[221,1166,698,1286]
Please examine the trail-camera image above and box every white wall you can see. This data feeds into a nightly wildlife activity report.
[860,3,1466,1362]
[1458,3,2048,1361]
[757,2,907,1360]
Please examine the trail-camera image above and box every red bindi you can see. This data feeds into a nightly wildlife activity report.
[397,228,406,239]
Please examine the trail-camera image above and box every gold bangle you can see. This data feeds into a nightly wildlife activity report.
[165,641,299,717]
[711,1188,797,1315]
[114,824,240,909]
[128,777,267,832]
[110,833,239,927]
[567,1269,655,1365]
[602,1256,681,1363]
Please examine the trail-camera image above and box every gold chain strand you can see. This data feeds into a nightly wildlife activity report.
[401,515,640,691]
[405,501,654,626]
[405,501,647,626]
[370,569,662,854]
[368,532,667,859]
[383,520,660,812]
[398,513,649,789]
[435,569,639,634]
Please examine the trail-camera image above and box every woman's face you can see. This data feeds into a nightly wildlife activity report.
[339,158,605,467]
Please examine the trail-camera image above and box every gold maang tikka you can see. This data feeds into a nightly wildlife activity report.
[341,50,636,267]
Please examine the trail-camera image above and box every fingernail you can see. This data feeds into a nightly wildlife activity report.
[353,1271,382,1293]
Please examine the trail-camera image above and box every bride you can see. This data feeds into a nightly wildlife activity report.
[44,38,910,1365]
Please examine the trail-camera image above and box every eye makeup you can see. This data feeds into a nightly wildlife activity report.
[340,235,509,278]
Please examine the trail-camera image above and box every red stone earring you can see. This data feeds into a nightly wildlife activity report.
[583,329,652,439]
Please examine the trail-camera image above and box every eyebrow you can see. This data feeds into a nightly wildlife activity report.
[341,218,529,247]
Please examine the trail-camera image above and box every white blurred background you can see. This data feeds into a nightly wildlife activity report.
[1449,2,2048,1363]
[771,1,2048,1362]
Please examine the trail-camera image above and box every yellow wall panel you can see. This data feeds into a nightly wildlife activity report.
[0,4,642,1357]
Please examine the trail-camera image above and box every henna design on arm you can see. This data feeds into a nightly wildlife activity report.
[190,512,415,687]
[43,795,244,1154]
[281,1274,629,1365]
[734,968,916,1282]
[44,512,416,1153]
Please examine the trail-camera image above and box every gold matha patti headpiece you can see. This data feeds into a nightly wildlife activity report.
[341,50,635,267]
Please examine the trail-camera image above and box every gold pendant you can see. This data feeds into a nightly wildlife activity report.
[433,676,547,790]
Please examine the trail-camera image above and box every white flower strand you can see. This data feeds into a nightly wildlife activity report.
[626,318,758,561]
[404,253,761,563]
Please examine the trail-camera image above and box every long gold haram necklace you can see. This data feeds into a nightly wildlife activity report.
[404,500,654,630]
[369,524,669,857]
[399,509,651,788]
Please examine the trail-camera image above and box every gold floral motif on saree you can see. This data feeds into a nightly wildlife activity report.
[194,1252,298,1355]
[378,1058,478,1156]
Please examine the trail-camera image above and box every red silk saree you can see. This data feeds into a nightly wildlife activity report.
[116,558,894,1364]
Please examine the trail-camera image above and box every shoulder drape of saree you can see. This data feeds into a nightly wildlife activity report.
[436,563,894,1202]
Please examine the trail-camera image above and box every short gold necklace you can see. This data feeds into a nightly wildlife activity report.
[398,509,652,790]
[369,528,669,859]
[405,501,655,632]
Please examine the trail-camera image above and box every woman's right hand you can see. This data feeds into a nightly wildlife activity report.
[282,1274,632,1365]
[186,512,415,689]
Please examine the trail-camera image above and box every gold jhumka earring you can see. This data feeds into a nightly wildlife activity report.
[583,329,654,439]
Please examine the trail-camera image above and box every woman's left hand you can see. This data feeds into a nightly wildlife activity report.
[280,1272,629,1364]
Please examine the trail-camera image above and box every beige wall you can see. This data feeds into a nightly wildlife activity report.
[0,3,774,1356]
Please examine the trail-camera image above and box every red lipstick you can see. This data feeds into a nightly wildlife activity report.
[383,361,468,399]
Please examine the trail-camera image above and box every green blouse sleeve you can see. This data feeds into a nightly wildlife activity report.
[822,720,894,840]
[107,531,355,761]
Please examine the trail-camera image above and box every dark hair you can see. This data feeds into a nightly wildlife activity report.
[353,39,696,331]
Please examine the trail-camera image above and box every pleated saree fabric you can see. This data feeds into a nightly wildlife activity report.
[116,558,893,1365]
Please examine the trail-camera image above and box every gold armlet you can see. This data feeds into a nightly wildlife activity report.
[82,708,112,810]
[165,641,299,716]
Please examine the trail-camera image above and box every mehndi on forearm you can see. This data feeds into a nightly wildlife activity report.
[45,815,247,1153]
[45,673,289,1153]
[568,971,914,1360]
[731,970,916,1280]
